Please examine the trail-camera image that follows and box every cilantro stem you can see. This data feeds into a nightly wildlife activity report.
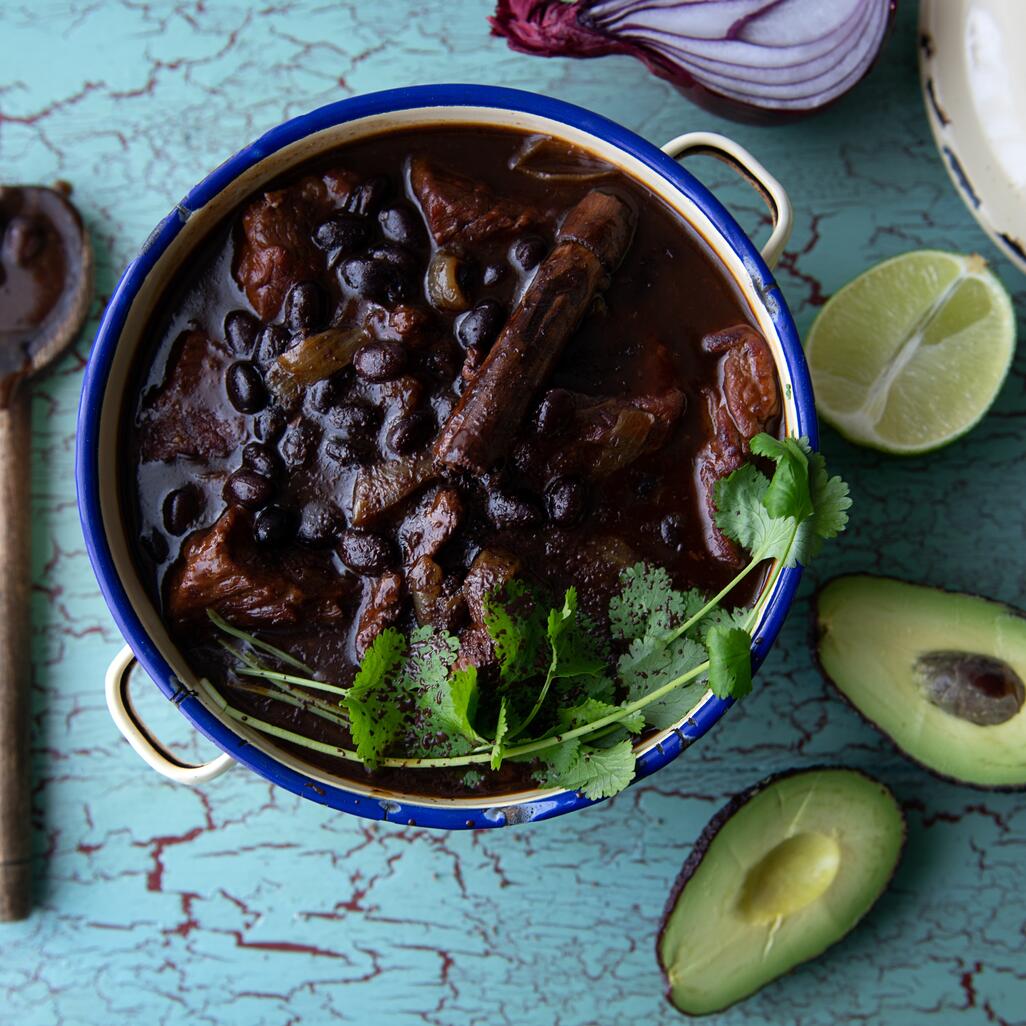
[506,649,558,742]
[233,681,351,730]
[236,666,349,696]
[199,657,712,770]
[206,610,313,674]
[665,548,768,644]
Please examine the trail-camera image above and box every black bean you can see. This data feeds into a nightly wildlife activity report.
[162,484,202,535]
[635,473,659,499]
[307,377,342,414]
[486,488,542,529]
[223,310,260,355]
[253,505,295,546]
[387,410,433,455]
[284,281,325,335]
[242,440,282,480]
[660,513,685,552]
[337,529,393,576]
[482,263,505,286]
[141,529,169,564]
[545,476,586,526]
[313,213,369,257]
[510,235,547,271]
[456,299,505,351]
[279,421,318,470]
[255,406,287,443]
[224,468,275,510]
[378,204,424,248]
[328,400,380,437]
[343,175,390,217]
[226,361,267,413]
[369,242,421,277]
[534,388,575,437]
[324,436,365,465]
[455,258,478,298]
[255,324,291,365]
[296,502,343,547]
[353,340,406,382]
[339,255,399,304]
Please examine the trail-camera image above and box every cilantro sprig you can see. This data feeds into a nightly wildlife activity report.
[203,433,850,802]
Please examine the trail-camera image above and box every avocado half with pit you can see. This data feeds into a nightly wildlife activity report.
[658,767,904,1016]
[816,575,1026,788]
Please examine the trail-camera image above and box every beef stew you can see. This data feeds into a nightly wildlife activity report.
[124,125,780,797]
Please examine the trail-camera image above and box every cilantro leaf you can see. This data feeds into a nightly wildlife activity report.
[548,587,606,681]
[791,444,852,564]
[400,628,480,757]
[706,625,752,700]
[610,564,689,642]
[490,697,509,770]
[557,698,645,734]
[717,436,852,568]
[714,464,797,561]
[344,628,407,767]
[485,580,546,684]
[529,737,581,781]
[750,434,813,522]
[618,633,709,729]
[509,587,608,741]
[558,740,636,800]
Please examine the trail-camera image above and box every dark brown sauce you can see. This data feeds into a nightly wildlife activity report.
[122,125,778,798]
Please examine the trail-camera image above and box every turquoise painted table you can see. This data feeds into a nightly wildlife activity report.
[2,3,1025,1023]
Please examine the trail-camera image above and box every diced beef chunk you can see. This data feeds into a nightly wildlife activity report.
[455,548,521,670]
[138,330,245,461]
[546,388,685,480]
[407,555,463,630]
[409,158,545,246]
[354,570,405,658]
[705,324,780,439]
[234,168,357,320]
[166,507,349,626]
[399,487,463,567]
[364,303,435,347]
[696,325,781,564]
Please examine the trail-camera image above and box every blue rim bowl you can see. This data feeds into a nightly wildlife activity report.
[76,84,816,829]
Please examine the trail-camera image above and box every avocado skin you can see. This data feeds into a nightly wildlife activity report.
[813,573,1026,791]
[658,765,906,1016]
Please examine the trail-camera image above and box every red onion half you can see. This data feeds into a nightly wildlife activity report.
[490,0,897,123]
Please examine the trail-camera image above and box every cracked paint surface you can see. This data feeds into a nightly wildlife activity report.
[2,2,1025,1024]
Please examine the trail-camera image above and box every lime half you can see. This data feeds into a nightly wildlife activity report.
[806,251,1015,454]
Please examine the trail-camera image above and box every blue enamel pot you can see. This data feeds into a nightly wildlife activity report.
[76,85,815,829]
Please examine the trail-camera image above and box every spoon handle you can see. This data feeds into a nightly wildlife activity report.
[0,388,32,921]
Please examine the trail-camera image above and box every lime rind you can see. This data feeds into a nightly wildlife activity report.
[805,250,1016,455]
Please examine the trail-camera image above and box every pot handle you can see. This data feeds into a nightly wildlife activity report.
[660,131,793,269]
[105,645,235,785]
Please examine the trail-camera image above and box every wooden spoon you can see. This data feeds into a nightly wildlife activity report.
[0,184,93,921]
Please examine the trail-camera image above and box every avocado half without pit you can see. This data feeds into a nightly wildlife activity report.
[658,767,904,1016]
[815,575,1026,788]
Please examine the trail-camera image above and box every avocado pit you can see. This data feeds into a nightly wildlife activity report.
[916,650,1024,726]
[737,832,841,924]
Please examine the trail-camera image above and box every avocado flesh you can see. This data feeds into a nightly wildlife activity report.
[659,768,904,1016]
[817,575,1026,788]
